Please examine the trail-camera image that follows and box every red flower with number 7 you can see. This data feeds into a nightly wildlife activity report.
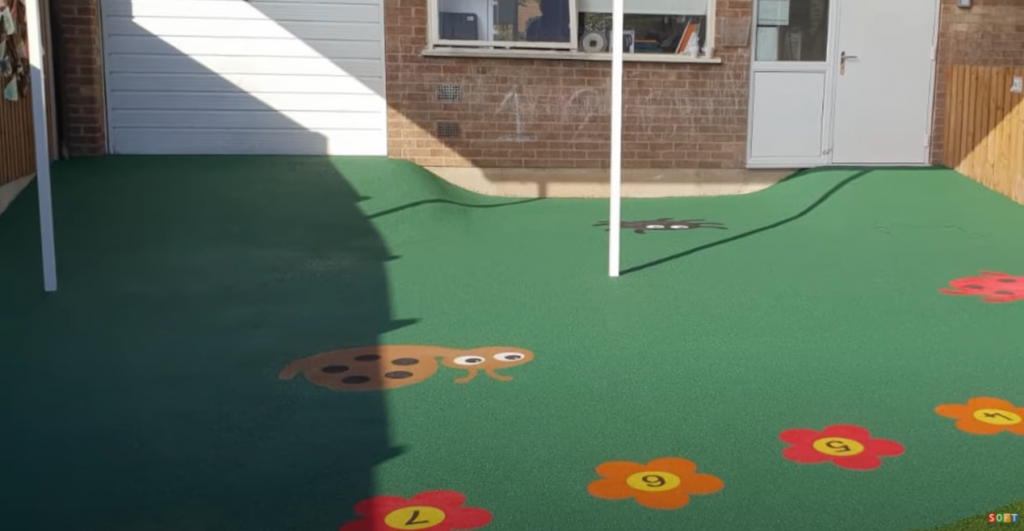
[338,490,491,531]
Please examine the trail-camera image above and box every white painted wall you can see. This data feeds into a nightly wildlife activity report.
[100,0,387,155]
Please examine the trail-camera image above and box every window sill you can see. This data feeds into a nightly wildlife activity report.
[421,47,724,64]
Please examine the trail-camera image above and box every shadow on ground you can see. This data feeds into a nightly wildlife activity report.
[621,169,872,275]
[0,156,404,530]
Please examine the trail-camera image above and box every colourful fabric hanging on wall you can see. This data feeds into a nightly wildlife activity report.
[0,0,30,102]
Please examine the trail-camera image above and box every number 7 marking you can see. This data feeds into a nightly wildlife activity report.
[405,510,430,526]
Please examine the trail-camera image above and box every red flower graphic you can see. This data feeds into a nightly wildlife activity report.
[338,490,491,531]
[779,424,904,471]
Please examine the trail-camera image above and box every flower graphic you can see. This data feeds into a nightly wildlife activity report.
[935,397,1024,436]
[586,457,723,510]
[338,490,491,531]
[779,424,904,471]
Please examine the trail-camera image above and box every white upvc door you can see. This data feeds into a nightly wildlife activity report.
[747,0,940,168]
[828,0,940,165]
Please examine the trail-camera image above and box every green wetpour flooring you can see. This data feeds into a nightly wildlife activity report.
[1,156,1022,531]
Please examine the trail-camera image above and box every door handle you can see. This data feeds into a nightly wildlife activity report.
[840,51,859,75]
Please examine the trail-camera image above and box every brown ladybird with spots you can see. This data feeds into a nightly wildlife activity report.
[278,345,534,391]
[939,271,1024,303]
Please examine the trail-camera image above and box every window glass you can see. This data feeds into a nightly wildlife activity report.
[438,0,571,43]
[755,0,829,62]
[579,13,707,55]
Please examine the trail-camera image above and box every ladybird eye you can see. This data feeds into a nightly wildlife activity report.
[493,352,525,362]
[453,356,485,366]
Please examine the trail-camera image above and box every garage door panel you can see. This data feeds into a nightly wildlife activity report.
[103,35,382,61]
[110,129,387,156]
[107,92,386,114]
[104,0,382,20]
[108,72,383,97]
[102,0,387,156]
[103,15,382,39]
[110,110,385,131]
[105,54,383,79]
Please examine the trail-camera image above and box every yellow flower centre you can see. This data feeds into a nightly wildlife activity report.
[973,408,1022,426]
[383,506,446,530]
[626,470,682,492]
[812,437,865,457]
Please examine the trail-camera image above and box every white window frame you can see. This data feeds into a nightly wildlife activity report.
[425,0,718,59]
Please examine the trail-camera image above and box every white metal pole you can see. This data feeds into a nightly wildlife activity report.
[25,0,57,292]
[608,0,624,278]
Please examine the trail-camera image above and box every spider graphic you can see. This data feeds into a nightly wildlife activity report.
[594,218,727,234]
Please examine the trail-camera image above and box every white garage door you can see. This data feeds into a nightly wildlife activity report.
[100,0,387,155]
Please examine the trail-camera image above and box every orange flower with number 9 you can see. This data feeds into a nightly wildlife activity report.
[935,397,1024,436]
[587,457,723,510]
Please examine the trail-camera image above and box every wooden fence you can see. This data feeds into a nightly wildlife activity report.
[942,65,1024,204]
[0,92,37,186]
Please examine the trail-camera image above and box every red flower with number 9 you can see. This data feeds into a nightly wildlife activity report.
[338,490,491,531]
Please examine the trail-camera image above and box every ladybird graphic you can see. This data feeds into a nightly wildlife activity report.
[279,345,534,391]
[940,271,1024,303]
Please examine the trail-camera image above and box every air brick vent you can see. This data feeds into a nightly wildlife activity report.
[436,122,462,139]
[435,84,463,102]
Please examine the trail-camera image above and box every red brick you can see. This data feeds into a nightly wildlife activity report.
[53,0,106,155]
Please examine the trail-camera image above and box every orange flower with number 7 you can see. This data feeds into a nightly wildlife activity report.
[935,397,1024,436]
[587,457,723,510]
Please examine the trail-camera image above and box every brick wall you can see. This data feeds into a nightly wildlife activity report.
[930,0,1024,164]
[50,0,105,156]
[385,0,752,169]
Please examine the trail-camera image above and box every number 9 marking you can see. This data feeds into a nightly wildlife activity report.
[642,475,666,488]
[626,471,681,492]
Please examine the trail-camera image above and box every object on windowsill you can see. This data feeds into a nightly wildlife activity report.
[675,22,695,54]
[634,38,660,53]
[580,31,607,53]
[684,24,701,57]
[611,30,635,54]
[702,45,715,59]
[3,77,17,101]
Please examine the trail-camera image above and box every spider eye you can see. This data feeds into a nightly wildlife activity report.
[493,352,525,362]
[646,224,665,229]
[453,356,485,366]
[670,225,690,229]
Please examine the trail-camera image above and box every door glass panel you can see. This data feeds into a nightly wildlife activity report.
[755,0,829,62]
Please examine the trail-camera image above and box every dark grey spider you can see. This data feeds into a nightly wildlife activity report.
[594,218,727,234]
